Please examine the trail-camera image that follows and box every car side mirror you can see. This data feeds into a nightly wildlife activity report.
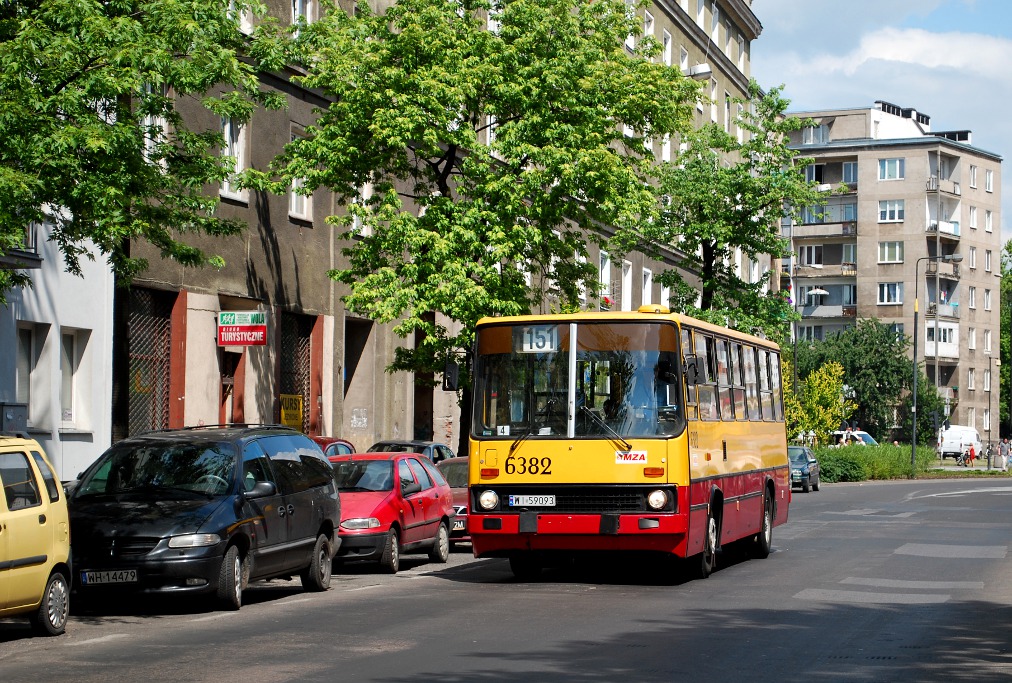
[442,361,459,391]
[402,481,422,497]
[244,481,277,499]
[683,355,705,386]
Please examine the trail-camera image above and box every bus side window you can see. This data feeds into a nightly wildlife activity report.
[744,345,760,421]
[681,329,698,421]
[695,332,719,421]
[770,352,784,421]
[759,350,774,420]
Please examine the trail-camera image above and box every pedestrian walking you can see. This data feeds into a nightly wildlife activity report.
[999,438,1010,472]
[967,443,976,468]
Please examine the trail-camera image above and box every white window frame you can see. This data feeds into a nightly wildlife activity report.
[642,268,653,305]
[141,83,169,166]
[968,368,975,391]
[292,0,314,28]
[878,241,903,263]
[968,328,976,350]
[624,0,635,50]
[643,11,654,39]
[985,250,992,273]
[696,0,704,28]
[802,125,828,145]
[984,329,992,353]
[661,284,671,307]
[842,243,857,264]
[984,289,992,311]
[986,169,994,192]
[969,165,977,188]
[878,158,905,180]
[60,331,79,424]
[969,206,977,229]
[599,250,612,310]
[621,260,633,311]
[680,46,689,73]
[351,182,373,236]
[710,3,719,41]
[662,30,672,66]
[986,209,993,232]
[710,78,717,122]
[220,117,247,200]
[969,286,977,309]
[878,199,905,222]
[877,282,903,305]
[968,246,977,269]
[16,326,36,409]
[661,135,671,163]
[289,133,311,219]
[842,162,858,184]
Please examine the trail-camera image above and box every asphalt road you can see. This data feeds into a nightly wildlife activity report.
[2,478,1011,682]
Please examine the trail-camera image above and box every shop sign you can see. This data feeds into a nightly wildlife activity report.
[217,311,268,346]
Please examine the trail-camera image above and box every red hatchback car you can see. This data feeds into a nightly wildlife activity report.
[329,452,455,573]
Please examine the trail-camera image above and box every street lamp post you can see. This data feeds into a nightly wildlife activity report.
[912,252,963,478]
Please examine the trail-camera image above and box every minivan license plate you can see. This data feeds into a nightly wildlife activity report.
[508,495,555,507]
[81,569,138,585]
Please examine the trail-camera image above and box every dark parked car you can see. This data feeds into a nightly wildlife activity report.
[436,456,469,547]
[69,425,340,610]
[311,436,357,458]
[789,445,821,493]
[330,452,454,573]
[367,440,456,464]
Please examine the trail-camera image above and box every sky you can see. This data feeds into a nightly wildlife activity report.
[750,0,1011,242]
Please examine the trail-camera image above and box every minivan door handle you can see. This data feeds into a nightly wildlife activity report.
[278,506,286,518]
[39,514,47,524]
[287,504,295,516]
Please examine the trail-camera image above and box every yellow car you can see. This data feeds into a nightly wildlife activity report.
[0,434,71,635]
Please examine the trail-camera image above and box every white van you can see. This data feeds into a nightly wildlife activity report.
[937,424,982,460]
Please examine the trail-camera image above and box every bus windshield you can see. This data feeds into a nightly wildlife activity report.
[472,321,685,439]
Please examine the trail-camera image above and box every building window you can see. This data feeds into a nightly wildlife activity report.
[843,284,857,305]
[351,183,373,236]
[662,29,672,65]
[679,46,689,73]
[985,249,992,272]
[984,408,991,431]
[141,83,168,166]
[878,199,905,222]
[289,134,311,219]
[969,165,977,188]
[799,245,823,266]
[642,268,653,305]
[292,0,314,27]
[229,0,254,33]
[16,327,36,408]
[696,0,704,27]
[661,284,670,306]
[968,328,976,350]
[798,325,823,342]
[802,125,828,145]
[969,206,977,229]
[621,260,632,311]
[986,169,994,192]
[710,3,719,41]
[842,162,858,184]
[738,34,745,71]
[984,289,992,311]
[969,286,977,309]
[986,210,993,232]
[60,331,77,423]
[888,322,904,339]
[710,78,717,122]
[736,103,744,144]
[842,243,857,264]
[723,92,731,133]
[968,246,977,269]
[967,406,976,427]
[878,282,903,304]
[624,0,635,49]
[968,368,975,391]
[878,158,905,180]
[841,203,857,222]
[599,250,611,310]
[643,11,654,39]
[220,117,247,199]
[804,164,824,183]
[878,241,903,263]
[984,329,992,353]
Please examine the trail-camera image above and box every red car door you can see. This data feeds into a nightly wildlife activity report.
[405,457,440,541]
[396,459,428,545]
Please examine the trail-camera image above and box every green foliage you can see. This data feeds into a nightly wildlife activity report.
[651,82,827,339]
[814,443,936,482]
[0,0,288,301]
[252,0,699,376]
[796,319,911,440]
[894,366,947,446]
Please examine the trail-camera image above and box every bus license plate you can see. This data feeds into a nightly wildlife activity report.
[509,495,555,507]
[81,569,138,585]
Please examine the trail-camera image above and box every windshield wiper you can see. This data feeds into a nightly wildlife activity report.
[580,406,633,451]
[510,429,534,454]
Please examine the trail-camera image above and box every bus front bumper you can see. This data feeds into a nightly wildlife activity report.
[469,512,687,556]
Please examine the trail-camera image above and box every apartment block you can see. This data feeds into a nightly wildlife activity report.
[783,100,1002,440]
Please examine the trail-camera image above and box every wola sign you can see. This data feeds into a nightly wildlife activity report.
[218,311,268,346]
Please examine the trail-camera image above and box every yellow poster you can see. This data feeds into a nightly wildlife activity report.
[280,394,303,429]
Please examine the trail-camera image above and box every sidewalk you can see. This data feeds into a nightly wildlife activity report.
[932,459,1010,473]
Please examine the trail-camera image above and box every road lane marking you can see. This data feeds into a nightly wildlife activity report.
[906,486,1012,500]
[190,614,228,622]
[841,577,984,590]
[827,509,916,518]
[69,634,130,646]
[895,543,1007,559]
[795,589,949,604]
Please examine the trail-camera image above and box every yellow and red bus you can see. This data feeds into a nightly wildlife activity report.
[466,305,790,579]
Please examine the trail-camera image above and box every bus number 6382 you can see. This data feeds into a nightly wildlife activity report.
[504,455,552,475]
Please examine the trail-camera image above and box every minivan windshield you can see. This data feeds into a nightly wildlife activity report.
[75,442,237,498]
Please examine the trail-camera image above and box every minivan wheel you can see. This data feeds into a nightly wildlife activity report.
[30,571,69,636]
[217,545,243,610]
[428,523,450,563]
[379,528,400,574]
[301,534,332,592]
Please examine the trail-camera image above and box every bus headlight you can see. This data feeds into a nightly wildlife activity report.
[646,489,668,510]
[478,490,499,510]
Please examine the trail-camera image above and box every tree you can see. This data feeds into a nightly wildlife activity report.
[796,319,911,439]
[784,359,855,445]
[251,0,700,449]
[0,0,288,301]
[650,82,827,339]
[895,366,947,446]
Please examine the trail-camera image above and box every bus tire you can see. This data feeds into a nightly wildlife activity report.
[697,511,717,579]
[509,553,542,581]
[752,489,773,559]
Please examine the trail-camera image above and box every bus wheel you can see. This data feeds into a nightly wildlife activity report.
[509,553,542,581]
[697,512,717,578]
[751,490,773,559]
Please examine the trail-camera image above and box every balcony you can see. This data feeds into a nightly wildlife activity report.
[0,223,43,270]
[926,176,962,196]
[925,261,960,279]
[791,221,858,239]
[842,305,857,317]
[927,302,960,319]
[927,220,960,238]
[924,341,960,360]
[795,263,858,278]
[800,303,844,319]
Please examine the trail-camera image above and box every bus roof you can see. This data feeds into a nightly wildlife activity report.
[475,307,780,351]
